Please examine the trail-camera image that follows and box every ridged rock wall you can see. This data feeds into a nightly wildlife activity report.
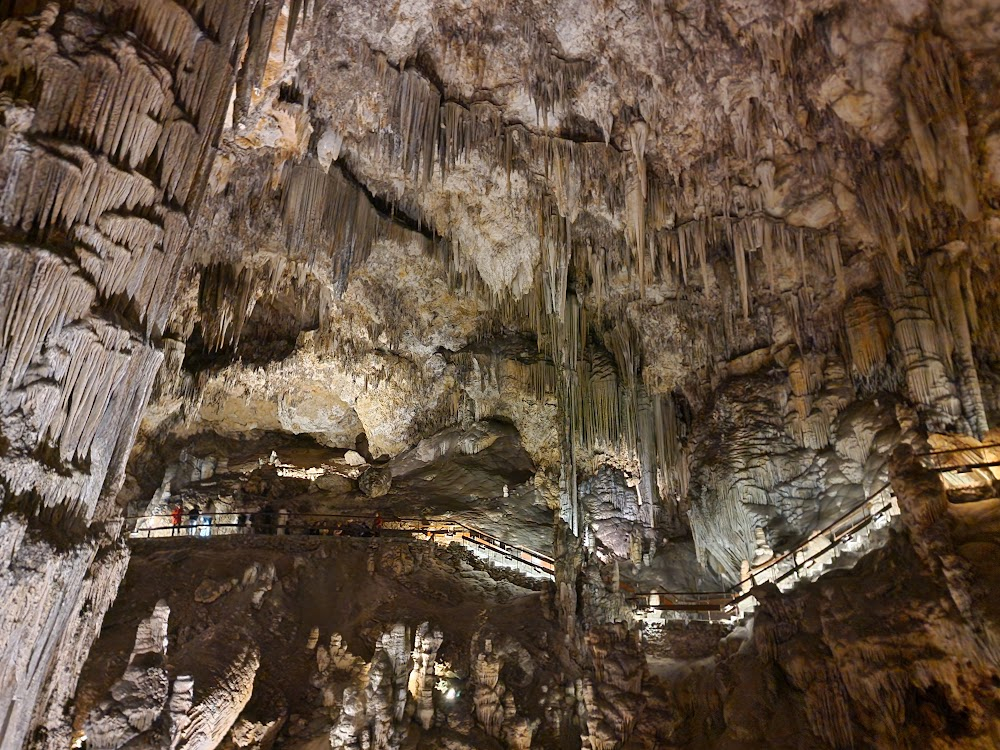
[0,2,265,746]
[632,449,1000,749]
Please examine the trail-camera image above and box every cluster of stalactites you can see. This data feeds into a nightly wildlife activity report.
[264,43,879,390]
[266,27,993,531]
[453,314,689,524]
[0,0,263,522]
[854,32,979,275]
[192,256,323,354]
[278,159,496,305]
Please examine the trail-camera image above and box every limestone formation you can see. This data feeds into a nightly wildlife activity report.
[2,0,1000,748]
[81,599,261,750]
[358,466,392,498]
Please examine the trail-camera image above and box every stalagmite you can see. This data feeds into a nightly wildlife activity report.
[472,644,505,740]
[408,622,443,731]
[2,3,1000,748]
[878,256,966,433]
[173,644,261,750]
[842,294,893,387]
[84,601,171,749]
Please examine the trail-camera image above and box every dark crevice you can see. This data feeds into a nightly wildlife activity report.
[361,42,621,152]
[332,158,444,244]
[180,322,299,375]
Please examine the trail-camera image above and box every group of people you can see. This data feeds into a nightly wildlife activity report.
[169,503,210,536]
[166,503,384,538]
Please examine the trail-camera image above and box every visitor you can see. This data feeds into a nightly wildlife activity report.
[200,500,213,537]
[374,512,383,536]
[236,513,247,534]
[188,504,200,535]
[260,503,276,535]
[170,504,183,536]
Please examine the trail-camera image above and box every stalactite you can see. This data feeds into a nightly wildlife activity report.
[855,157,934,271]
[0,3,264,745]
[923,245,988,437]
[842,293,893,386]
[877,256,965,433]
[280,160,398,294]
[900,33,980,221]
[626,122,649,294]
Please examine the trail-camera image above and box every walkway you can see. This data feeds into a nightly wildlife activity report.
[126,510,556,579]
[630,446,1000,625]
[630,480,898,624]
[127,445,999,622]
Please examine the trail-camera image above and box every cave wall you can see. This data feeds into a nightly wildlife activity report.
[1,0,1000,745]
[631,448,1000,749]
[147,0,1000,571]
[0,2,268,746]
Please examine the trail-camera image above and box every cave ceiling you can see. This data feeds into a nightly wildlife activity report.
[2,0,1000,747]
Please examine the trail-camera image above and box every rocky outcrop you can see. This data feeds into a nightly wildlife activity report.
[84,601,172,749]
[0,516,128,750]
[0,2,267,746]
[633,452,1000,749]
[357,466,392,499]
[686,370,900,582]
[409,623,444,732]
[173,643,260,750]
[82,600,260,750]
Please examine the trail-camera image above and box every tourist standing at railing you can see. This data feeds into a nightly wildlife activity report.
[171,505,183,536]
[256,503,276,535]
[188,504,200,535]
[201,500,214,537]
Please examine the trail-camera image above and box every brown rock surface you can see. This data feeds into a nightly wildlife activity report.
[2,0,1000,746]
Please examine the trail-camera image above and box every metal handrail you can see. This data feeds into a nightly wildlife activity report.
[124,444,998,614]
[725,492,895,610]
[915,442,1000,458]
[126,510,556,576]
[628,480,896,611]
[925,459,1000,474]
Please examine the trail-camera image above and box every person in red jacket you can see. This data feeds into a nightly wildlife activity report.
[170,504,183,536]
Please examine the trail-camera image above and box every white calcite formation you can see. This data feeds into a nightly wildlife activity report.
[627,449,1000,748]
[0,516,130,750]
[172,644,260,750]
[409,623,444,732]
[328,623,434,750]
[3,0,1000,747]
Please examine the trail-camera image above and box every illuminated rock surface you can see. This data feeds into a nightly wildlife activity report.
[1,0,1000,747]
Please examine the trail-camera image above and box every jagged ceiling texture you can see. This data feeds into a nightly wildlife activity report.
[1,0,1000,748]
